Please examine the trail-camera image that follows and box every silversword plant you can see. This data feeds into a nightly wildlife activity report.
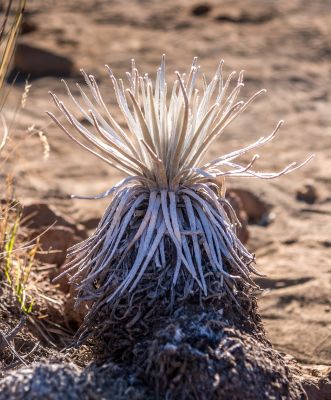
[48,56,311,339]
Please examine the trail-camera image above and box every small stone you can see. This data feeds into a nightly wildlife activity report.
[191,4,212,17]
[21,19,38,35]
[296,180,318,204]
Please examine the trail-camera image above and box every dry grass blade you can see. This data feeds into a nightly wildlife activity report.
[0,0,26,98]
[0,113,8,152]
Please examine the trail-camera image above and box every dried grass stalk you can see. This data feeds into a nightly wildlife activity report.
[0,0,26,147]
[48,57,312,339]
[0,0,26,98]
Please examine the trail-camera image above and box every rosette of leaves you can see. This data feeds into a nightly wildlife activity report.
[48,56,311,340]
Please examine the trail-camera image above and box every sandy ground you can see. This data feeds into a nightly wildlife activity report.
[3,0,331,369]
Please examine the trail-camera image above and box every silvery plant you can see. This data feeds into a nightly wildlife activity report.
[48,56,311,340]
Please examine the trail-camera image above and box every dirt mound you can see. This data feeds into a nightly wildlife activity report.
[0,298,307,400]
[132,306,305,400]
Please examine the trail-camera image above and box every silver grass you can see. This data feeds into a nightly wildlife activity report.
[48,56,312,337]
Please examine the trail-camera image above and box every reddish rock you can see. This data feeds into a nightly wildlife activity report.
[21,203,87,292]
[37,226,77,266]
[228,188,273,226]
[22,203,84,235]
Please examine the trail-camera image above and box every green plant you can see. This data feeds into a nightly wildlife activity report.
[12,246,37,314]
[0,0,36,315]
[0,176,37,314]
[3,206,20,282]
[48,57,312,339]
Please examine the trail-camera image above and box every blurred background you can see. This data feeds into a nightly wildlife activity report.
[2,0,331,366]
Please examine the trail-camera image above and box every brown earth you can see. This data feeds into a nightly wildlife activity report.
[0,0,331,398]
